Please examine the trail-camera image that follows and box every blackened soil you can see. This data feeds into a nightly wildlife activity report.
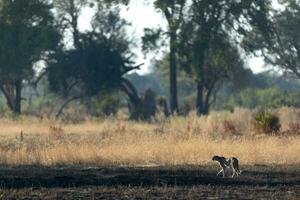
[0,165,299,189]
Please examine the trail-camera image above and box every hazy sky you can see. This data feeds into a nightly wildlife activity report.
[79,1,281,74]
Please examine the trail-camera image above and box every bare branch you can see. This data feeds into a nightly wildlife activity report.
[122,63,144,74]
[55,95,84,119]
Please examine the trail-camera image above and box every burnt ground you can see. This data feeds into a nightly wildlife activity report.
[0,165,299,199]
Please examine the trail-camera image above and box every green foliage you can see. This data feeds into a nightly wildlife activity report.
[153,55,195,103]
[0,0,60,113]
[48,34,125,96]
[175,0,272,115]
[47,3,144,119]
[142,0,186,53]
[224,88,300,109]
[157,96,169,116]
[142,28,164,54]
[252,109,281,134]
[243,0,300,79]
[87,92,123,116]
[48,6,135,97]
[0,0,60,82]
[99,0,129,5]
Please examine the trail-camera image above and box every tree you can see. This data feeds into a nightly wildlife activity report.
[0,0,60,114]
[179,31,244,115]
[153,54,196,106]
[48,3,145,118]
[143,0,186,114]
[53,0,91,49]
[243,0,300,79]
[177,0,272,115]
[53,0,129,48]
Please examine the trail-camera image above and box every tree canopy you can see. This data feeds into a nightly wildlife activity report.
[173,0,272,115]
[47,3,148,118]
[0,0,60,113]
[243,0,300,79]
[0,0,298,118]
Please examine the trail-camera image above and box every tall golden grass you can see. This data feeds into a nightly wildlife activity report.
[0,107,299,166]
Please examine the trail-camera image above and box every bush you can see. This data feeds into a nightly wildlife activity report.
[130,88,158,120]
[252,109,281,135]
[86,91,123,117]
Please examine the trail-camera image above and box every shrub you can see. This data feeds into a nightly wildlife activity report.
[252,109,281,135]
[86,92,123,117]
[130,88,157,120]
[157,96,170,117]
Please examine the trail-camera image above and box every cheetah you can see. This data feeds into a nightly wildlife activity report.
[212,155,242,178]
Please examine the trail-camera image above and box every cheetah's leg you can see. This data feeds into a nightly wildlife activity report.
[231,170,236,178]
[222,168,226,178]
[216,169,223,177]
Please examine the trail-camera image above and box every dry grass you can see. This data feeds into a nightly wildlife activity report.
[0,108,299,166]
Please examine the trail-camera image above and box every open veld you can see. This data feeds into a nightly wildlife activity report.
[0,108,299,199]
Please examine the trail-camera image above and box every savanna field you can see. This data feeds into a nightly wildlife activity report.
[0,108,300,199]
[0,107,299,166]
[1,0,299,198]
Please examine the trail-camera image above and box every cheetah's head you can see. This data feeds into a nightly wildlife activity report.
[212,155,219,161]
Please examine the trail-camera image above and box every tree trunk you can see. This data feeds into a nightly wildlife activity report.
[196,82,203,115]
[169,32,179,114]
[56,95,82,119]
[72,20,80,50]
[121,78,141,105]
[0,86,14,111]
[196,82,209,116]
[120,78,143,119]
[69,0,80,50]
[202,95,209,115]
[14,81,22,114]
